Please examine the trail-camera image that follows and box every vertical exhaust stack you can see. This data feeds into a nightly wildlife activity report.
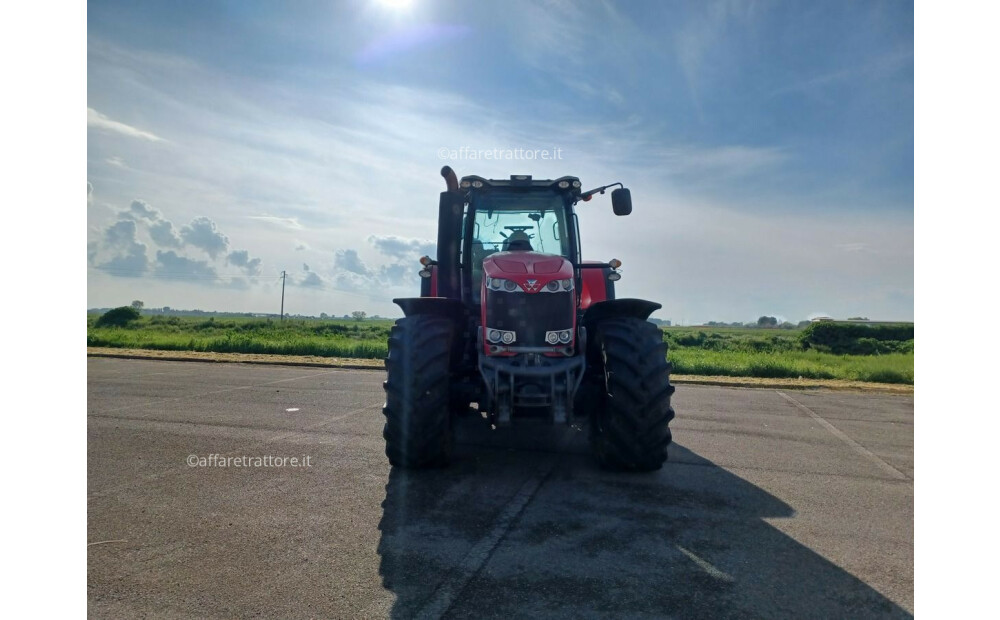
[437,166,463,300]
[441,165,459,193]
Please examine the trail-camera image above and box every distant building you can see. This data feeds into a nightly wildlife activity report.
[810,316,834,322]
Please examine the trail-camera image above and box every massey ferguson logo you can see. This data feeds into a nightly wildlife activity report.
[524,279,539,292]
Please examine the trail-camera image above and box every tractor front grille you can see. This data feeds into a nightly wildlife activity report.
[484,289,574,348]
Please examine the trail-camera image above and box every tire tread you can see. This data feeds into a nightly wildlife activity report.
[590,317,675,471]
[382,315,454,468]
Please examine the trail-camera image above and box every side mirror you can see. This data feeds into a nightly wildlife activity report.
[611,187,632,216]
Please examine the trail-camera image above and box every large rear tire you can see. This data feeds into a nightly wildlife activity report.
[382,315,455,468]
[590,317,675,471]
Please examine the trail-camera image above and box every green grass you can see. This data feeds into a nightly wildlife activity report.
[86,315,914,384]
[661,326,800,353]
[87,315,392,359]
[660,325,913,383]
[668,348,913,384]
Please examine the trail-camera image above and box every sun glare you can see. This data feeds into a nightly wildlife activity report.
[376,0,413,10]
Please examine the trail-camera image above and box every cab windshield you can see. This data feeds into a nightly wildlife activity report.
[465,190,572,301]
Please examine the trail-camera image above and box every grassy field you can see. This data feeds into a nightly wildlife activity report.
[662,326,912,384]
[87,315,393,359]
[87,315,913,384]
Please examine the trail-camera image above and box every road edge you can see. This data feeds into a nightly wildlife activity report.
[86,347,913,394]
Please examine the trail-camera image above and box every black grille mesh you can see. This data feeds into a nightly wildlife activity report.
[484,290,574,347]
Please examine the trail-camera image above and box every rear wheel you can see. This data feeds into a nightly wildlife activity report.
[590,317,675,471]
[382,315,455,468]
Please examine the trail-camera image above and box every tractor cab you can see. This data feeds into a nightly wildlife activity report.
[459,175,579,306]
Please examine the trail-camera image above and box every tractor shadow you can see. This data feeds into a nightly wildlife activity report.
[377,426,911,619]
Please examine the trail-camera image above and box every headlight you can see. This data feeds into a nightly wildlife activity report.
[545,330,573,345]
[540,278,574,293]
[487,277,523,292]
[489,277,572,293]
[487,328,516,344]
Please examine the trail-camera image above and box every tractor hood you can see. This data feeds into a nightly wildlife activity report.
[483,251,573,287]
[481,250,577,355]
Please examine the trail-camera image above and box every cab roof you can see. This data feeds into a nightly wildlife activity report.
[459,174,581,190]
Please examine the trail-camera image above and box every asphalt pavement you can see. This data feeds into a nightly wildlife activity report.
[87,357,913,619]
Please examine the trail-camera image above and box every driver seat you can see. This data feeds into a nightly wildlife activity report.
[504,231,533,251]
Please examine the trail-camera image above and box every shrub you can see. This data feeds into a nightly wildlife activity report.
[95,306,142,328]
[799,322,914,355]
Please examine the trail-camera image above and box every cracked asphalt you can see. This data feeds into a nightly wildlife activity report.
[88,357,913,618]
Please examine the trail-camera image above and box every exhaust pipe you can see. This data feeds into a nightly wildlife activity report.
[441,166,459,193]
[436,166,462,300]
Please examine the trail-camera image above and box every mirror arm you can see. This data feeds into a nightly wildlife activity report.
[577,182,623,203]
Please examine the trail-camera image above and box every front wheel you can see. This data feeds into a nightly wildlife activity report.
[590,317,675,471]
[382,315,455,468]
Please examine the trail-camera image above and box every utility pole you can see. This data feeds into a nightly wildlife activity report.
[280,270,286,321]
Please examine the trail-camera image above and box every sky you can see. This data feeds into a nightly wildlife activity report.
[87,0,913,323]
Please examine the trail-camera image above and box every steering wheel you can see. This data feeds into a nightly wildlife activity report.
[501,225,534,239]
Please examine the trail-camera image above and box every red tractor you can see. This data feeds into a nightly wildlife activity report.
[382,167,675,470]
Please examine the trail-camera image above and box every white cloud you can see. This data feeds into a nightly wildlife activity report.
[368,234,434,261]
[334,249,370,276]
[300,271,323,287]
[770,49,914,98]
[248,215,304,230]
[673,0,762,119]
[149,220,183,248]
[180,216,229,259]
[104,219,139,247]
[651,145,789,179]
[97,219,149,275]
[127,199,160,221]
[835,242,872,253]
[332,271,368,292]
[99,244,148,275]
[227,249,262,275]
[87,107,164,142]
[155,250,216,278]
